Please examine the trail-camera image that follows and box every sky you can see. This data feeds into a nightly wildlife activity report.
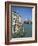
[11,6,32,21]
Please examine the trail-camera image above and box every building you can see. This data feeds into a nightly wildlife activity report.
[11,12,22,33]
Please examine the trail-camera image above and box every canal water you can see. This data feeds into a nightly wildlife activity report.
[23,24,32,37]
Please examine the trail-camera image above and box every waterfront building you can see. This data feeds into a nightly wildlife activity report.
[11,12,22,33]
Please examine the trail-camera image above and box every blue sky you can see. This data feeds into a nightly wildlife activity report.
[11,6,32,21]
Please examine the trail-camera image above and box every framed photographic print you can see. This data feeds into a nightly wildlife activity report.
[5,1,37,45]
